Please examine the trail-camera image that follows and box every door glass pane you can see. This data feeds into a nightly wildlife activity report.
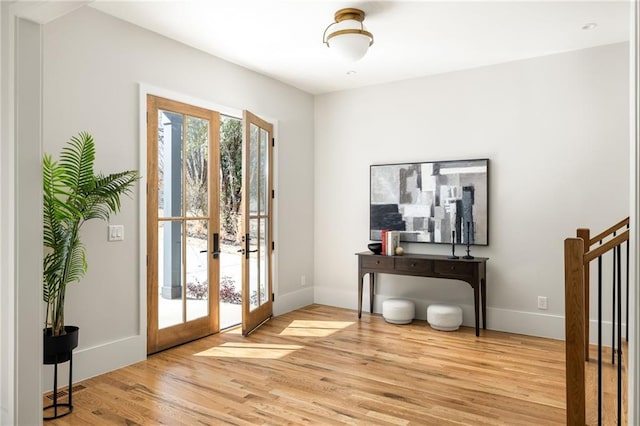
[249,218,259,310]
[158,110,183,218]
[158,220,183,329]
[186,220,209,321]
[259,128,268,215]
[220,115,243,329]
[186,116,209,217]
[249,123,259,215]
[259,218,268,304]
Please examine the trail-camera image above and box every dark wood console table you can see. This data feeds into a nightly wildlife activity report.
[356,252,488,336]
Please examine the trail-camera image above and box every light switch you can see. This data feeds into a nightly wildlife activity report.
[108,225,124,241]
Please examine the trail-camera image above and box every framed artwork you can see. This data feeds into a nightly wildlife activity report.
[370,159,489,245]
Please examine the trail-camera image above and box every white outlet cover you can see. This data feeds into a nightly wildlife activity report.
[537,296,548,310]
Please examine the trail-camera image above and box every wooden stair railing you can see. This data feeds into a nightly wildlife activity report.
[565,217,629,425]
[578,217,631,360]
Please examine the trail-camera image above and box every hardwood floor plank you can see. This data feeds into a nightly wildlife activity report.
[43,304,623,425]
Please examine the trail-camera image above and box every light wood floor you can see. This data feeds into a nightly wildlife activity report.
[43,304,619,425]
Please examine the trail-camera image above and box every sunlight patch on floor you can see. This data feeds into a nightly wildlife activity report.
[279,320,355,337]
[194,342,304,359]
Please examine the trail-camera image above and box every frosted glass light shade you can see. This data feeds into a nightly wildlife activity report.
[327,31,372,61]
[323,8,374,62]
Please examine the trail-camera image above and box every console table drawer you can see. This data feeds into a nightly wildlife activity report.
[361,256,394,270]
[434,261,474,276]
[395,258,432,274]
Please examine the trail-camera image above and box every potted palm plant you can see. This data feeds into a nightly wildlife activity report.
[43,131,139,363]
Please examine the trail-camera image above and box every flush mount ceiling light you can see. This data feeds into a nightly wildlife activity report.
[323,8,374,62]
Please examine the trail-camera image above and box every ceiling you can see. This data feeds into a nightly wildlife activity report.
[88,1,631,95]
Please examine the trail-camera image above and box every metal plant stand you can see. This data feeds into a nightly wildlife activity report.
[43,351,74,420]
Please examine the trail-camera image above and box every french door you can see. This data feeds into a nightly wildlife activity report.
[241,111,274,335]
[147,98,274,348]
[147,95,220,353]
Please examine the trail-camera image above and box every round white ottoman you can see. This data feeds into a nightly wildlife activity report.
[382,299,415,324]
[427,304,463,331]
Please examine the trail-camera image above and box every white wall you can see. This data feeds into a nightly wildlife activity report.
[629,3,639,422]
[15,17,45,423]
[1,9,46,424]
[314,43,629,340]
[42,6,314,389]
[0,5,12,423]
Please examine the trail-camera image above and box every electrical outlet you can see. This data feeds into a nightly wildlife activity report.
[108,225,124,241]
[301,275,306,286]
[537,296,548,310]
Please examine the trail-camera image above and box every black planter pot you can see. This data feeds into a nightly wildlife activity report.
[43,326,79,365]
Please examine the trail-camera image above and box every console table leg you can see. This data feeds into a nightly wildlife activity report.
[358,274,363,318]
[481,278,487,330]
[369,273,375,314]
[474,286,480,337]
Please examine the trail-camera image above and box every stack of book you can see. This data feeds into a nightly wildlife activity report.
[380,230,400,256]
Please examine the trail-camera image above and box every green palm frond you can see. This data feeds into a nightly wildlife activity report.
[43,132,139,335]
[59,132,96,194]
[65,233,87,283]
[43,252,61,303]
[81,171,140,221]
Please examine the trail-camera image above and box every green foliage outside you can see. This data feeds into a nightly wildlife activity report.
[185,117,209,219]
[219,117,242,242]
[184,115,242,243]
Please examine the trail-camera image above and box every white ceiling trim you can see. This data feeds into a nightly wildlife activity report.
[14,0,93,25]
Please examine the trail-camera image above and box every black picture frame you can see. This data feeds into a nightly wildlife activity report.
[370,159,489,245]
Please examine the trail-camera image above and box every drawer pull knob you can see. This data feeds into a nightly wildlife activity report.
[376,261,380,265]
[450,266,455,270]
[411,263,416,267]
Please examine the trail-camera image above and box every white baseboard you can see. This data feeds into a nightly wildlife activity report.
[42,334,145,393]
[274,286,314,316]
[587,319,629,348]
[313,286,357,311]
[313,286,627,344]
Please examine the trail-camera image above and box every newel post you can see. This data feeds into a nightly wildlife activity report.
[565,237,586,425]
[576,228,590,360]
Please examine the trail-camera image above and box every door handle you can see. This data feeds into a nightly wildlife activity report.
[212,232,220,259]
[238,234,258,256]
[199,232,220,258]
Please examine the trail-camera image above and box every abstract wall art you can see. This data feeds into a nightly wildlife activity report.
[370,159,489,245]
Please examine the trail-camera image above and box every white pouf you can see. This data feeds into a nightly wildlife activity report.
[427,304,463,331]
[382,299,415,324]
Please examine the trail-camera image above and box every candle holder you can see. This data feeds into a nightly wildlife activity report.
[463,221,474,259]
[448,230,459,259]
